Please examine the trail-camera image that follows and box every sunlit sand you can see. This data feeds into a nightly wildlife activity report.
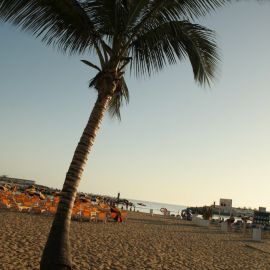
[0,211,270,269]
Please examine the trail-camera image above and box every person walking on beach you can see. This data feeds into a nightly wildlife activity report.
[110,203,123,222]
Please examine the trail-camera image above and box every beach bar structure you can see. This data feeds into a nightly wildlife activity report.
[0,176,35,188]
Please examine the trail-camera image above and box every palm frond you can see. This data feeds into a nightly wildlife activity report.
[126,0,228,46]
[160,0,228,20]
[81,59,101,71]
[89,71,101,90]
[84,0,129,37]
[108,77,129,120]
[130,20,219,86]
[125,0,149,30]
[0,0,100,54]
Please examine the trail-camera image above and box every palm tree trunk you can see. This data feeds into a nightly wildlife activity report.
[40,92,112,270]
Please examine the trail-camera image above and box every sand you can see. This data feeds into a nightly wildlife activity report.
[0,210,270,270]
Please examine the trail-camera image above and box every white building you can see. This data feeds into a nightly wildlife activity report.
[219,198,232,215]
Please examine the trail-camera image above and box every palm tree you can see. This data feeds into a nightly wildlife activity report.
[0,1,228,269]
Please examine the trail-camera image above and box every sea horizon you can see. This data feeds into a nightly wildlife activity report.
[127,198,187,215]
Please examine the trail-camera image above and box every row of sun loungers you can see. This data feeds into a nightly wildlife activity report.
[0,190,127,223]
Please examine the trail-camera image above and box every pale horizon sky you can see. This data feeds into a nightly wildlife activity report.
[1,2,270,209]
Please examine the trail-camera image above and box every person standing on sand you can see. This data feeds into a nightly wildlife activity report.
[110,203,122,222]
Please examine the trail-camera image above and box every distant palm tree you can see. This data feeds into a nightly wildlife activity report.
[0,1,228,269]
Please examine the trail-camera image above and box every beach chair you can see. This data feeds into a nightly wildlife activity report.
[99,203,110,209]
[8,196,24,212]
[97,204,111,215]
[48,205,57,215]
[22,198,34,208]
[36,198,47,210]
[14,193,25,203]
[17,196,37,212]
[53,196,60,206]
[110,212,118,221]
[28,198,45,214]
[0,197,11,209]
[30,205,45,214]
[80,202,90,211]
[30,196,39,203]
[21,205,31,212]
[72,207,81,220]
[81,209,91,221]
[90,211,97,222]
[44,198,52,210]
[97,211,107,223]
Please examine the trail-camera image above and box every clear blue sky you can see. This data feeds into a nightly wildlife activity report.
[1,2,270,208]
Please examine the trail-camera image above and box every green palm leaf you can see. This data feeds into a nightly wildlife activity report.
[108,77,129,120]
[0,0,99,53]
[131,20,219,85]
[127,0,228,40]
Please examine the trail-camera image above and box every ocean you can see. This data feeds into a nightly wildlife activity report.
[127,199,186,215]
[125,199,238,220]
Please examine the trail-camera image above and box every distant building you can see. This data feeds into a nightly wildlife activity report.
[0,175,35,188]
[219,198,233,215]
[259,207,266,213]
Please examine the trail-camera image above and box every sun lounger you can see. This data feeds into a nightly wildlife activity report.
[90,211,97,222]
[45,205,57,215]
[71,207,81,220]
[97,211,107,223]
[30,206,45,214]
[81,209,91,221]
[110,212,118,220]
[20,206,31,212]
[53,196,60,205]
[0,197,11,209]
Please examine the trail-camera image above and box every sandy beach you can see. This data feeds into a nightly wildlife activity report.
[1,210,270,270]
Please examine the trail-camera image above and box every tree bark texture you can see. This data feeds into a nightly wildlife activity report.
[40,91,112,270]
